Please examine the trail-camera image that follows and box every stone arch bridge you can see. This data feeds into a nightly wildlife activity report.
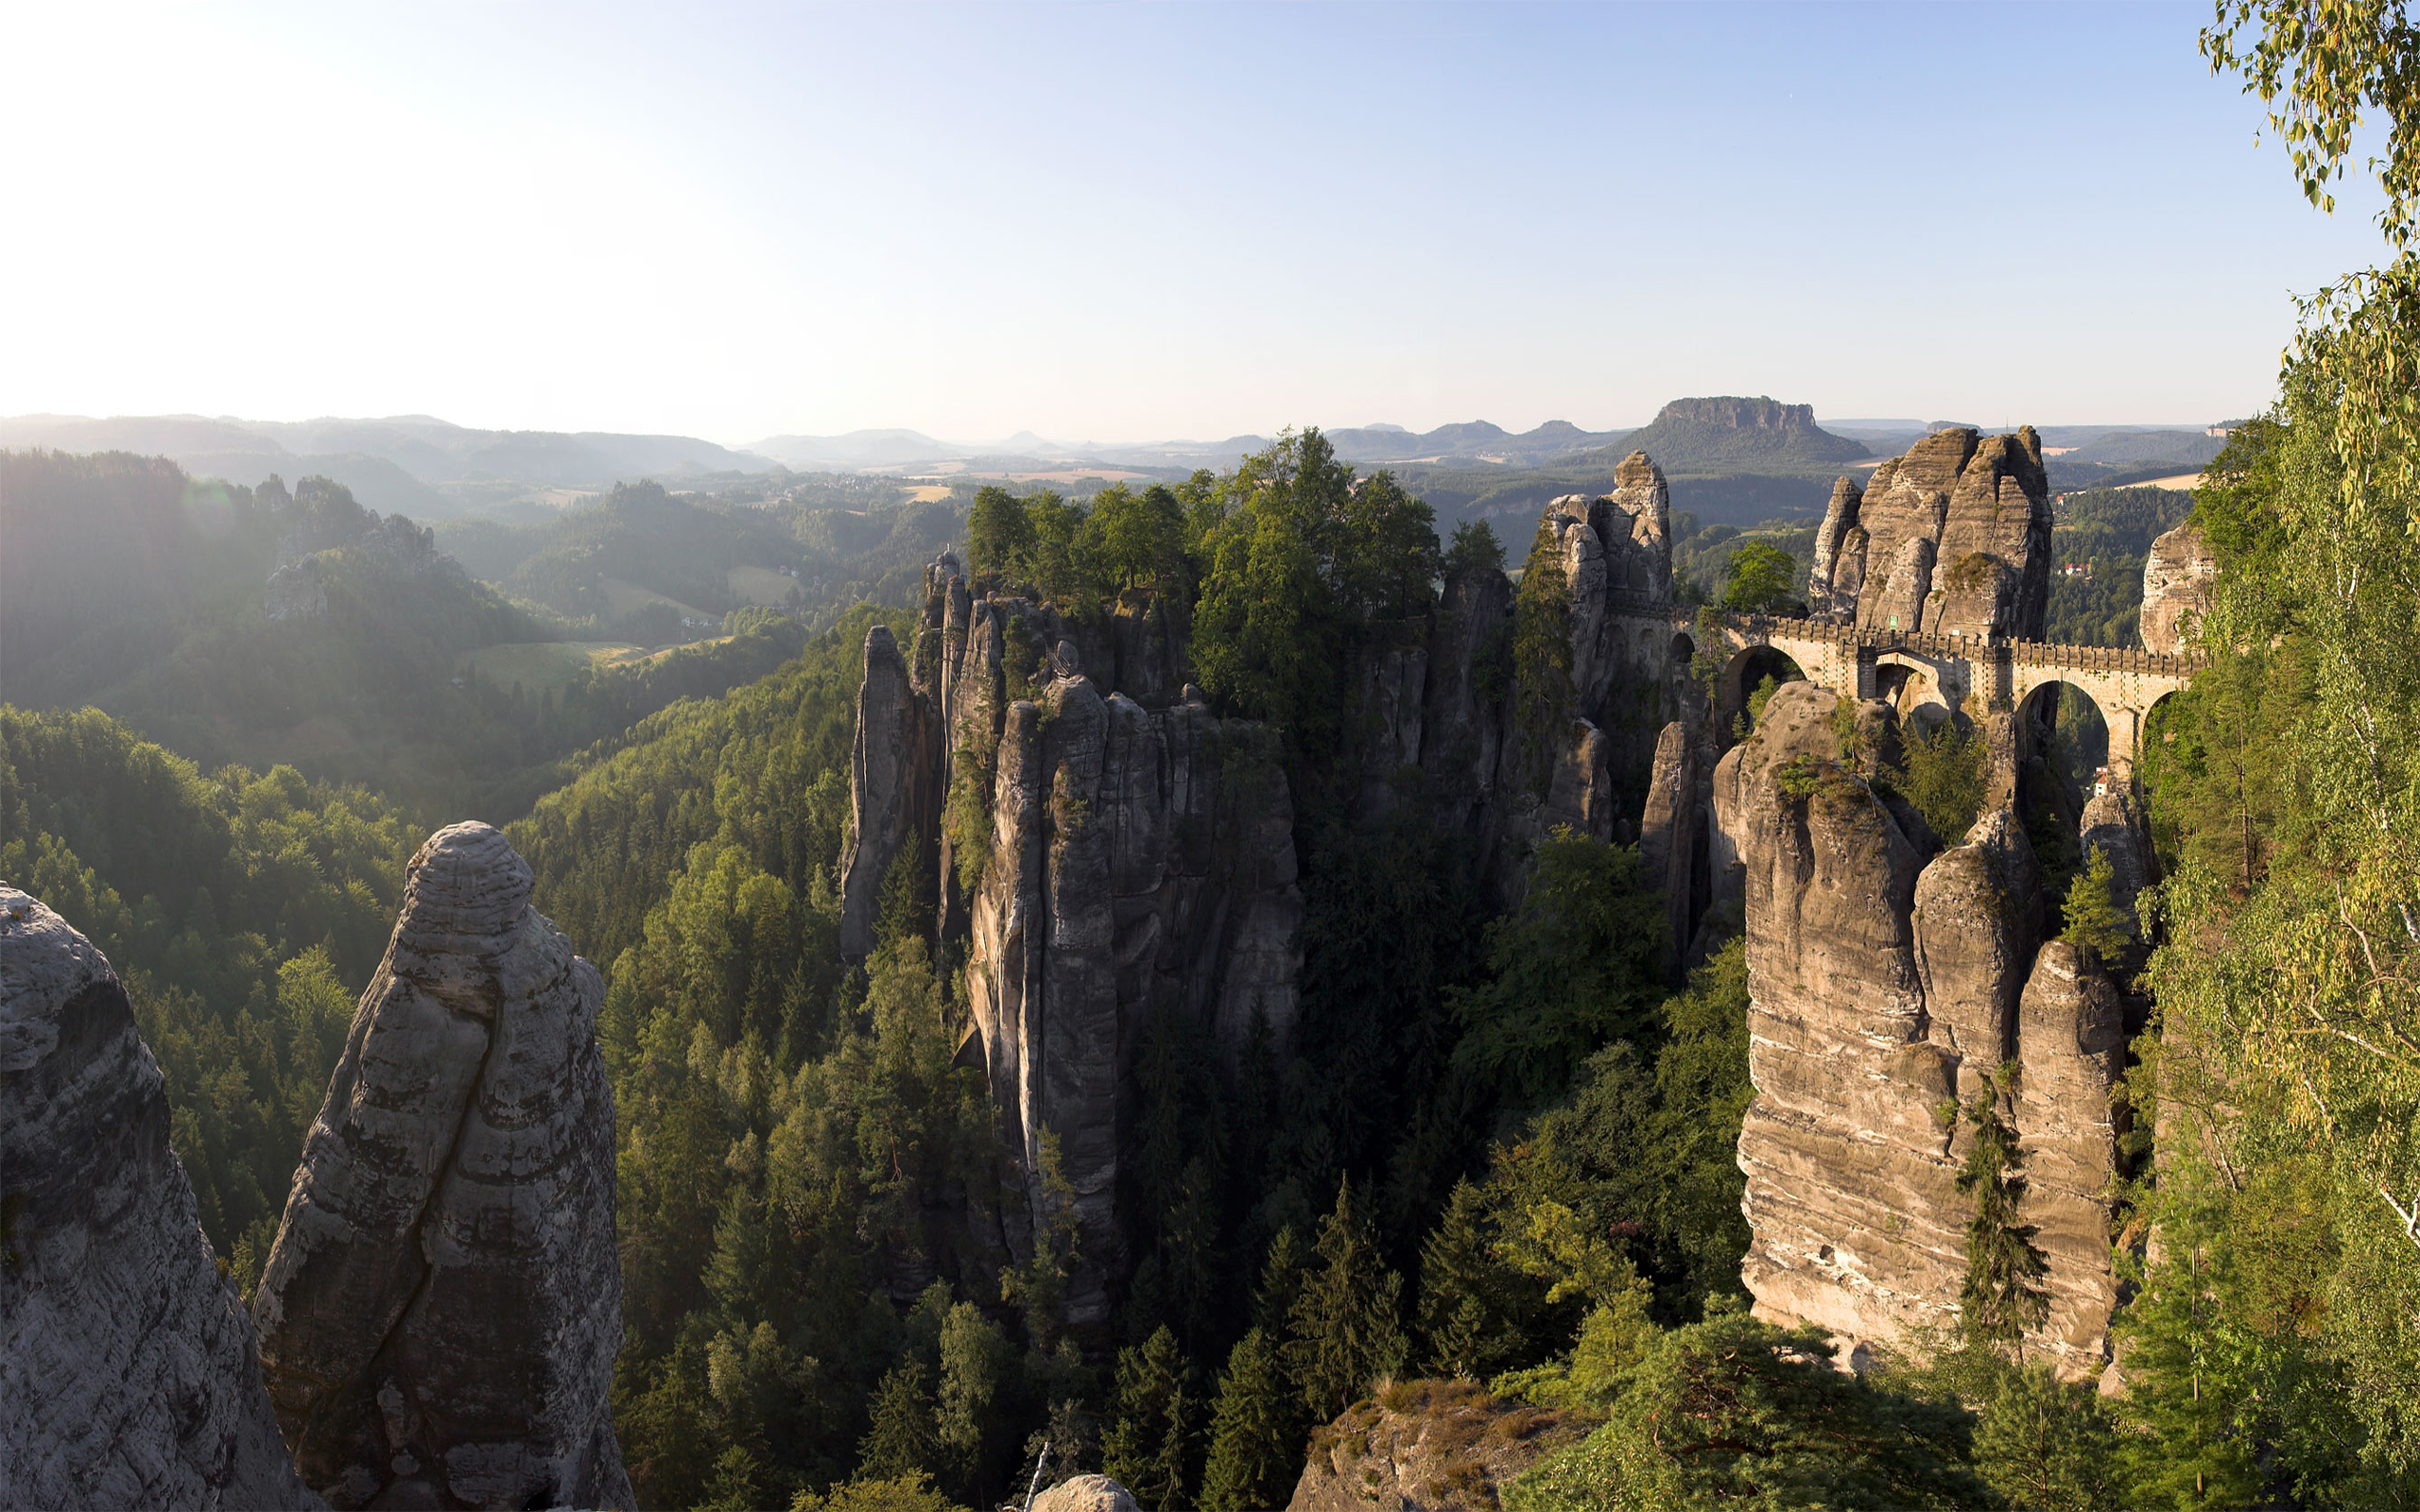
[1668,611,2197,776]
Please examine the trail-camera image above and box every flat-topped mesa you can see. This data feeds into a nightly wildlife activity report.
[1806,427,2053,639]
[251,822,631,1512]
[1717,682,2125,1376]
[0,889,318,1511]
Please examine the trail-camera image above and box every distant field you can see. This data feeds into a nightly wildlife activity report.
[904,484,955,504]
[598,576,716,621]
[2133,473,2204,491]
[463,641,648,696]
[726,564,800,606]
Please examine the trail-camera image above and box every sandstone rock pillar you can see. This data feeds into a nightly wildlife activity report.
[251,824,631,1511]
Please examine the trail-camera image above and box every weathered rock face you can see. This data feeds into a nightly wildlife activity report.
[1911,808,2044,1108]
[2138,521,2218,656]
[1031,1473,1141,1512]
[251,823,631,1512]
[1807,477,1865,623]
[840,623,939,957]
[1287,1381,1587,1512]
[2014,940,2126,1377]
[965,678,1303,1321]
[0,888,319,1512]
[1722,682,2125,1374]
[1636,719,1700,979]
[266,554,330,623]
[1805,427,2053,640]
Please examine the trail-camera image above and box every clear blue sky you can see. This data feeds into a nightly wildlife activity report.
[2,1,2389,444]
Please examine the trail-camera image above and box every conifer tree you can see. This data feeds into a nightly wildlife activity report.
[1253,1225,1307,1334]
[1416,1177,1519,1380]
[1100,1325,1193,1511]
[856,1360,942,1483]
[1198,1326,1301,1512]
[1956,1073,2049,1354]
[1286,1177,1408,1421]
[2058,847,2133,965]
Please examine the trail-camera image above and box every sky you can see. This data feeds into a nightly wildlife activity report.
[0,1,2394,445]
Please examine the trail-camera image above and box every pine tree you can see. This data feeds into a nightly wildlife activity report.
[1253,1225,1306,1333]
[1956,1073,2049,1354]
[1969,1362,2127,1512]
[1416,1177,1518,1380]
[1286,1176,1408,1422]
[1100,1325,1193,1511]
[1199,1327,1302,1512]
[856,1360,942,1483]
[2058,847,2133,965]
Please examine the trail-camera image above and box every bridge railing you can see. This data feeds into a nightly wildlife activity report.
[1695,611,2199,678]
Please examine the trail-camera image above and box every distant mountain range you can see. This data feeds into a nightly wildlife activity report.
[0,414,767,519]
[746,419,1638,472]
[3,405,2238,527]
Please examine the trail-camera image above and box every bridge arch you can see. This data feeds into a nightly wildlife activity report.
[2014,680,2113,868]
[1720,643,1806,735]
[1871,651,1957,735]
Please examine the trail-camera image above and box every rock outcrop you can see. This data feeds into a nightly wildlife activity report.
[965,677,1302,1321]
[839,623,940,957]
[1287,1381,1587,1512]
[1031,1474,1142,1512]
[266,554,329,623]
[1637,719,1700,980]
[1,888,319,1512]
[2014,940,2127,1378]
[1804,427,2053,639]
[1720,683,2125,1374]
[250,823,631,1512]
[2138,521,2218,656]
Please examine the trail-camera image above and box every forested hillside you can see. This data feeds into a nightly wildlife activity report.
[0,452,829,817]
[436,480,962,640]
[0,707,418,1286]
[2044,486,2194,646]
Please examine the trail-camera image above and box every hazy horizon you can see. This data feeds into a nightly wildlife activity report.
[7,2,2389,444]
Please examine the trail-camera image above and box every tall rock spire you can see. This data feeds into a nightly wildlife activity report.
[250,823,631,1511]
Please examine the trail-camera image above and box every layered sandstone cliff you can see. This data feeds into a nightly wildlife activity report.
[251,823,631,1511]
[842,483,1699,1312]
[841,557,1301,1318]
[2139,520,2218,656]
[1720,683,2127,1373]
[1806,427,2053,639]
[1,890,318,1511]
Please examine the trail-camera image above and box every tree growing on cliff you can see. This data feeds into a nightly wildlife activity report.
[2058,848,2133,965]
[1505,1312,1992,1511]
[1447,831,1666,1115]
[1101,1325,1197,1510]
[1955,1073,2049,1355]
[1287,1177,1409,1422]
[1894,719,1989,845]
[858,1361,942,1483]
[1416,1178,1531,1381]
[1199,1327,1300,1512]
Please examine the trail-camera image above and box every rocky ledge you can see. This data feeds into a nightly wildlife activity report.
[0,888,318,1510]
